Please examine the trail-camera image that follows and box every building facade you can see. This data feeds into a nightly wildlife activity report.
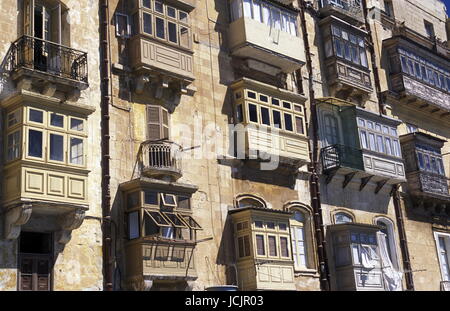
[0,0,448,291]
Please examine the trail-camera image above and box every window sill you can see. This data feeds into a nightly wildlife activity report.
[294,268,320,277]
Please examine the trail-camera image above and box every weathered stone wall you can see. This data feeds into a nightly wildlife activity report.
[0,0,103,291]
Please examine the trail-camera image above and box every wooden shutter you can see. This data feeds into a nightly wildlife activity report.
[19,255,51,291]
[295,116,304,135]
[23,0,35,36]
[146,105,169,141]
[50,4,61,44]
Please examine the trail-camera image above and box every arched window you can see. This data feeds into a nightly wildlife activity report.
[375,217,399,269]
[236,195,266,209]
[334,211,354,224]
[286,204,315,271]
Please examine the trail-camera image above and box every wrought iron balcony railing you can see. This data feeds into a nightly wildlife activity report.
[321,0,362,12]
[139,140,182,180]
[7,35,88,83]
[321,144,364,172]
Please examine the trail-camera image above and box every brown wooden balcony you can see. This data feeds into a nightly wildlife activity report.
[139,140,182,181]
[7,35,88,94]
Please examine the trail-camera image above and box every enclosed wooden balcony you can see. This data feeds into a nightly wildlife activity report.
[318,98,406,191]
[400,132,450,208]
[231,78,309,172]
[384,36,450,117]
[7,36,88,96]
[319,0,365,25]
[228,0,305,73]
[138,140,182,181]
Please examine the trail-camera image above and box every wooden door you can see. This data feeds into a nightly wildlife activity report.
[19,255,52,291]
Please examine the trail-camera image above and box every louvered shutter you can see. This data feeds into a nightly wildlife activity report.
[23,0,35,36]
[147,105,169,141]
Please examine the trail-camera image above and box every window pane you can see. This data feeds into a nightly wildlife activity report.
[244,235,251,257]
[50,134,64,161]
[261,106,270,126]
[253,0,262,22]
[259,94,268,102]
[385,137,392,155]
[30,109,43,123]
[360,130,368,149]
[156,17,165,39]
[179,11,188,23]
[168,22,177,43]
[243,0,252,18]
[284,113,293,132]
[236,104,243,123]
[256,235,265,256]
[249,104,258,123]
[143,0,151,9]
[7,131,21,161]
[271,8,281,30]
[70,137,83,165]
[334,38,343,58]
[143,12,152,35]
[295,116,304,135]
[178,196,191,209]
[28,130,43,158]
[369,133,376,151]
[154,1,163,13]
[289,16,297,36]
[167,6,176,18]
[128,212,139,239]
[377,135,384,153]
[144,190,158,204]
[180,26,189,48]
[280,237,289,257]
[230,0,242,21]
[50,113,63,127]
[262,5,270,25]
[418,152,425,169]
[268,236,277,256]
[266,222,275,230]
[273,110,281,129]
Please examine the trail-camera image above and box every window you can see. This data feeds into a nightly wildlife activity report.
[230,0,298,37]
[416,144,445,176]
[384,1,394,17]
[49,133,64,162]
[323,114,339,146]
[237,195,266,209]
[256,234,266,255]
[70,138,83,165]
[424,20,435,38]
[357,117,402,158]
[335,212,353,224]
[434,232,450,282]
[161,193,177,207]
[398,48,450,93]
[137,1,192,49]
[249,103,258,123]
[144,190,158,205]
[268,235,277,257]
[50,113,64,128]
[280,237,289,257]
[329,24,368,68]
[128,211,140,239]
[238,235,251,257]
[291,210,308,269]
[29,109,43,123]
[376,218,399,270]
[7,131,21,162]
[115,13,130,37]
[8,109,22,128]
[28,129,43,158]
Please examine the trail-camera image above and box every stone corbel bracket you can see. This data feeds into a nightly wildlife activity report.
[4,204,33,240]
[55,208,86,246]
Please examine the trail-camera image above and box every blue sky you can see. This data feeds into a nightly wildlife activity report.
[445,0,450,13]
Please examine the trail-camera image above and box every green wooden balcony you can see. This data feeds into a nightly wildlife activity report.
[321,144,364,172]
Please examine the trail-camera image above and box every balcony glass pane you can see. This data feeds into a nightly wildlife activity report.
[167,6,176,18]
[243,0,252,18]
[253,0,262,22]
[180,26,189,48]
[249,103,258,123]
[30,109,43,123]
[271,8,281,30]
[50,113,64,128]
[256,235,265,256]
[70,137,83,165]
[28,129,43,158]
[262,4,270,25]
[284,113,293,132]
[368,133,376,151]
[156,17,165,39]
[273,110,281,129]
[143,13,152,35]
[155,1,163,13]
[360,130,368,149]
[128,212,140,239]
[230,0,242,21]
[144,190,158,205]
[261,106,270,126]
[168,21,177,43]
[143,0,151,9]
[50,133,64,161]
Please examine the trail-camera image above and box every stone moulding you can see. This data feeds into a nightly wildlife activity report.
[4,204,32,240]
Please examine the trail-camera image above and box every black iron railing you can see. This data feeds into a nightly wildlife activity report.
[7,35,88,83]
[321,144,364,171]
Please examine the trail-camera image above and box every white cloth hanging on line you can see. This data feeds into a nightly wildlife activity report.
[377,231,403,291]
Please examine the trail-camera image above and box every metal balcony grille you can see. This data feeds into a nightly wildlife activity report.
[140,140,182,174]
[321,144,364,172]
[7,35,88,83]
[419,171,450,197]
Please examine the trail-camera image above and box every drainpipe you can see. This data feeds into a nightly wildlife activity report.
[361,0,414,291]
[299,0,330,291]
[100,0,113,291]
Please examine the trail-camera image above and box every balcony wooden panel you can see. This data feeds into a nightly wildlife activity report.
[319,0,364,24]
[326,59,373,94]
[130,36,194,82]
[229,17,305,73]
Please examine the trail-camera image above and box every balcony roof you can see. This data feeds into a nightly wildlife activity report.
[400,131,447,146]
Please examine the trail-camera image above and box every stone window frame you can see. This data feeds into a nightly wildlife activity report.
[373,216,400,270]
[332,209,355,224]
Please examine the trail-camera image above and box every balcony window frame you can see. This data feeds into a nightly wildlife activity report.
[415,143,446,177]
[229,0,299,37]
[237,89,306,137]
[68,136,85,166]
[328,24,368,69]
[48,132,65,163]
[357,117,402,158]
[6,130,22,162]
[138,0,192,51]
